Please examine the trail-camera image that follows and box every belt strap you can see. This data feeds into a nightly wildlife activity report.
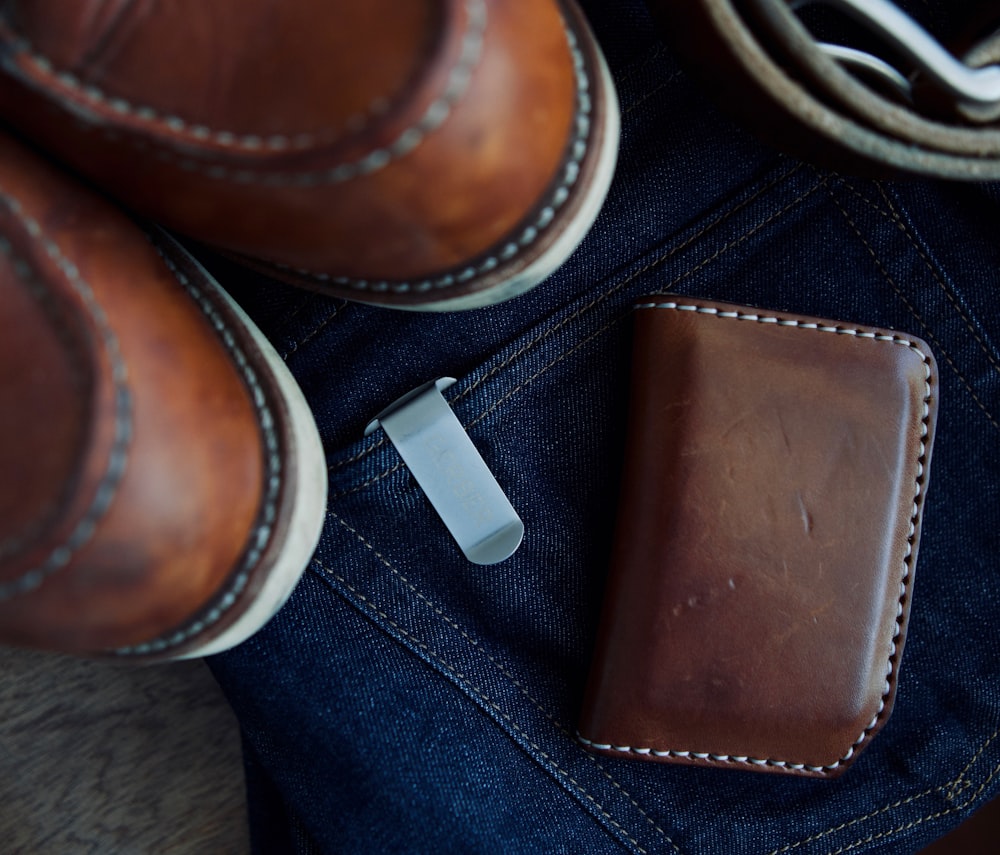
[647,0,1000,179]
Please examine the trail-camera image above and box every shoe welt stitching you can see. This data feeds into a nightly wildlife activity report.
[272,20,593,294]
[112,247,282,656]
[0,195,133,601]
[0,0,486,168]
[576,301,934,777]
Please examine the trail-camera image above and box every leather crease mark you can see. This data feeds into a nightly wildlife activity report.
[826,187,1000,433]
[315,510,677,855]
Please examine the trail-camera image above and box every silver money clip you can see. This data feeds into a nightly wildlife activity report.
[365,378,524,565]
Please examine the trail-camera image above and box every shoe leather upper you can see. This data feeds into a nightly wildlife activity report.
[0,0,579,288]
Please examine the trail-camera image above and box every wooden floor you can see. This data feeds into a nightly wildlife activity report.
[0,644,994,854]
[0,647,248,855]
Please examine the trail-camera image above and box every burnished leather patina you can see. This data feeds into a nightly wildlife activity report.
[579,297,939,778]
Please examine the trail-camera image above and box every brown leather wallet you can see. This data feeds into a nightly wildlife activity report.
[578,297,938,778]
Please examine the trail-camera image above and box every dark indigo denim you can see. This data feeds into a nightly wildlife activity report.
[206,1,1000,851]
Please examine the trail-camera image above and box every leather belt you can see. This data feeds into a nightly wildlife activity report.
[646,0,1000,180]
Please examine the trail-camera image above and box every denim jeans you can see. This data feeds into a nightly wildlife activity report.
[206,1,1000,851]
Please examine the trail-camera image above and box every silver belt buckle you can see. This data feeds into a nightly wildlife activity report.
[792,0,1000,111]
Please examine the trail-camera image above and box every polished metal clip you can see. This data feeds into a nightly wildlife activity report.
[366,378,524,565]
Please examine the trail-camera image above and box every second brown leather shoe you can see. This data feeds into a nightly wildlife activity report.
[0,0,620,309]
[0,131,327,660]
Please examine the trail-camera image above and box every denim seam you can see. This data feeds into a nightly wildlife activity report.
[281,300,348,361]
[764,788,937,855]
[0,195,132,600]
[771,727,1000,854]
[326,161,807,477]
[946,727,1000,801]
[313,557,657,855]
[615,43,670,91]
[827,189,1000,433]
[329,171,826,499]
[334,461,406,499]
[623,71,683,116]
[875,183,1000,373]
[819,757,1000,855]
[324,510,682,853]
[274,291,320,330]
[334,433,390,470]
[587,755,678,852]
[828,180,894,221]
[834,178,1000,375]
[464,177,829,433]
[0,0,487,165]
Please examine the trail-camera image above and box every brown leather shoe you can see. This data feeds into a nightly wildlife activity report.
[0,0,619,310]
[0,131,327,660]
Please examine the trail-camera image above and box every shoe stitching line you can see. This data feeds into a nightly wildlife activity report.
[828,190,1000,433]
[323,510,682,854]
[576,300,933,777]
[0,0,485,161]
[330,172,824,498]
[834,177,1000,376]
[0,239,88,560]
[273,21,592,294]
[328,161,807,475]
[0,194,132,601]
[113,246,283,655]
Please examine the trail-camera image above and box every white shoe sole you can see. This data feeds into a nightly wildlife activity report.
[152,242,328,660]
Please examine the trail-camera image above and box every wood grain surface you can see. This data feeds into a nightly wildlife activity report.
[0,645,991,854]
[0,647,248,855]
